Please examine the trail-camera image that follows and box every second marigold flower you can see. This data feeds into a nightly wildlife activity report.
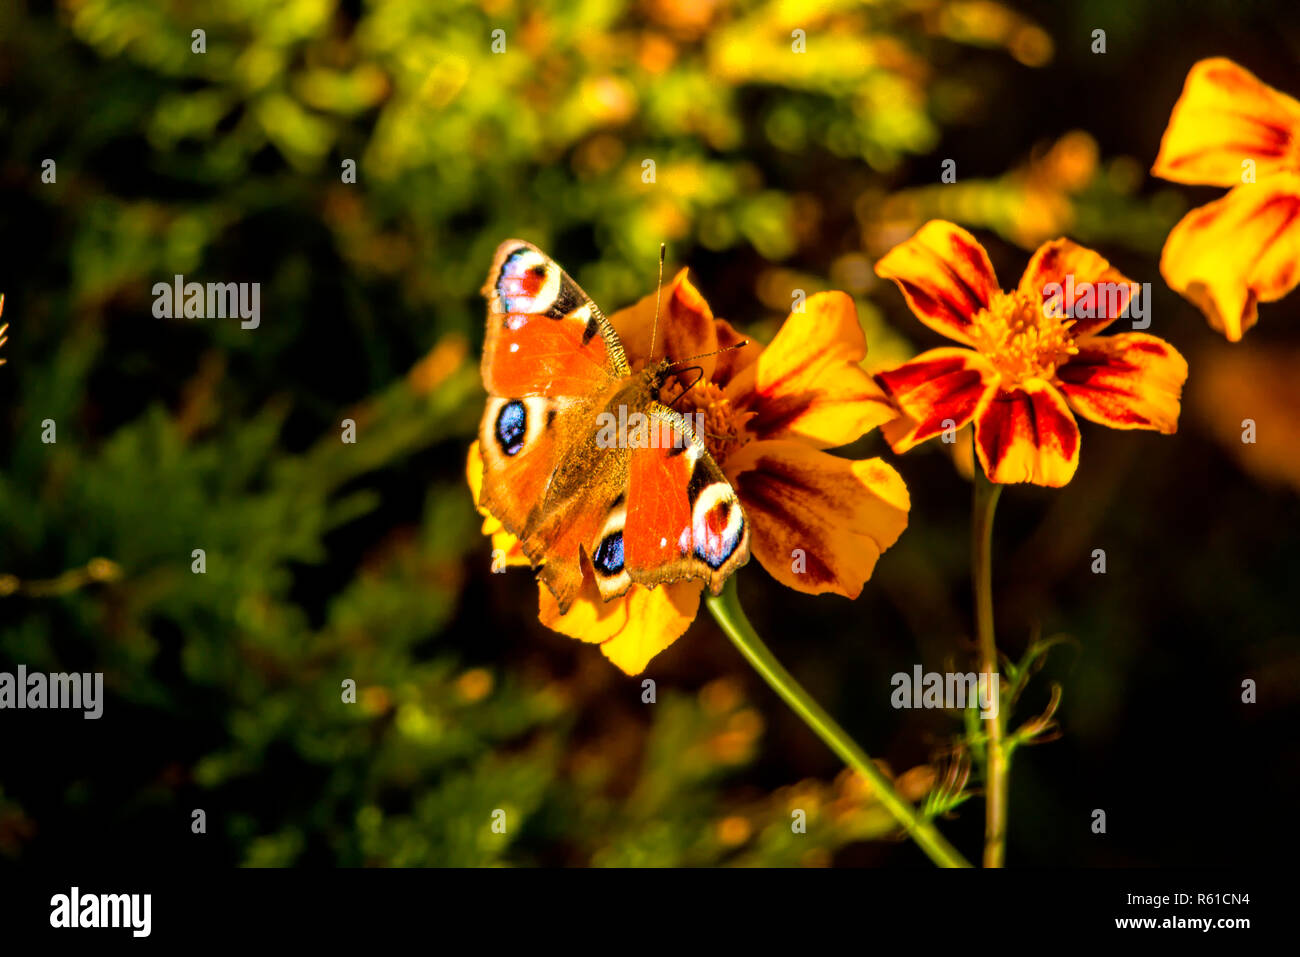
[873,221,1188,487]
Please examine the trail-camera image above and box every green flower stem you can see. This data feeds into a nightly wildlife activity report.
[706,579,971,869]
[972,465,1007,868]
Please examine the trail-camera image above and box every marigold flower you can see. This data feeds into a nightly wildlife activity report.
[872,221,1187,487]
[1152,58,1300,341]
[468,271,909,674]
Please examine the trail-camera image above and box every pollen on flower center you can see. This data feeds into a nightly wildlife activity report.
[968,289,1078,382]
[672,379,751,464]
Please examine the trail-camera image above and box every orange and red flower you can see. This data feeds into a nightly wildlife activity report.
[872,221,1187,487]
[1152,58,1300,341]
[469,272,909,674]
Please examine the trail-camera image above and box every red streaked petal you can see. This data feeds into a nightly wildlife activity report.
[1055,334,1188,433]
[1017,238,1138,338]
[874,221,1000,345]
[973,381,1081,487]
[1159,176,1300,341]
[1152,58,1300,187]
[609,268,719,375]
[726,441,909,598]
[875,348,999,453]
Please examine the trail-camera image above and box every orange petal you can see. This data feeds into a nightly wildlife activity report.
[727,441,909,598]
[875,347,999,453]
[711,316,761,388]
[973,380,1080,487]
[538,576,702,675]
[466,441,529,566]
[608,268,719,377]
[874,221,1000,345]
[724,291,897,448]
[1152,58,1300,187]
[1055,333,1188,433]
[1159,175,1300,341]
[1017,238,1137,338]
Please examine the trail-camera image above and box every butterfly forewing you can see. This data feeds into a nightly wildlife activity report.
[481,240,629,399]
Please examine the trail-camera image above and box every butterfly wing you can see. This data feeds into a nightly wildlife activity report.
[480,239,629,397]
[478,241,632,609]
[587,404,749,601]
[478,239,626,531]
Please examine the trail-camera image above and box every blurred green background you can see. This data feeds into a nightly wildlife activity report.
[1,0,1297,867]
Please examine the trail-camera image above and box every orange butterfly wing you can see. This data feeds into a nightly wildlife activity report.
[621,408,748,595]
[480,240,629,397]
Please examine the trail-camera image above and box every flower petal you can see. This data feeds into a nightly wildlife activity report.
[874,221,1000,345]
[711,316,761,388]
[1017,238,1137,338]
[1152,58,1300,187]
[1055,333,1188,433]
[973,380,1080,487]
[538,574,702,675]
[726,440,909,598]
[608,268,719,377]
[466,441,529,566]
[1159,176,1300,341]
[875,347,999,453]
[725,291,897,448]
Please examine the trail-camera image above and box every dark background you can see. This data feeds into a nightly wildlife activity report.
[1,0,1296,867]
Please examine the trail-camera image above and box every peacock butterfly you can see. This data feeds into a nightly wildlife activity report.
[477,240,750,612]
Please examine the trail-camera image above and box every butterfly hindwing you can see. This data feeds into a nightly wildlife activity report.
[619,404,748,595]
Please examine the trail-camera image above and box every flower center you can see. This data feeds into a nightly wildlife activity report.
[669,378,751,464]
[967,289,1078,382]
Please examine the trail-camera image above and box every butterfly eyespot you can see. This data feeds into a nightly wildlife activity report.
[592,531,625,577]
[691,487,745,570]
[495,399,527,456]
[497,249,559,313]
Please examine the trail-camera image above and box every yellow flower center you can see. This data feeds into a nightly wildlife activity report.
[968,289,1078,382]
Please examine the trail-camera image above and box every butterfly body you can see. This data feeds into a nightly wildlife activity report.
[477,241,750,613]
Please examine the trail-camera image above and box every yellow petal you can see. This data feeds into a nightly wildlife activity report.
[538,576,702,675]
[1159,175,1300,341]
[724,291,897,449]
[727,440,909,598]
[874,221,1000,346]
[1152,58,1300,187]
[465,441,529,566]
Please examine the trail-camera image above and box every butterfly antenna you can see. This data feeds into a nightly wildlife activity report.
[664,339,750,368]
[667,365,705,410]
[648,243,666,363]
